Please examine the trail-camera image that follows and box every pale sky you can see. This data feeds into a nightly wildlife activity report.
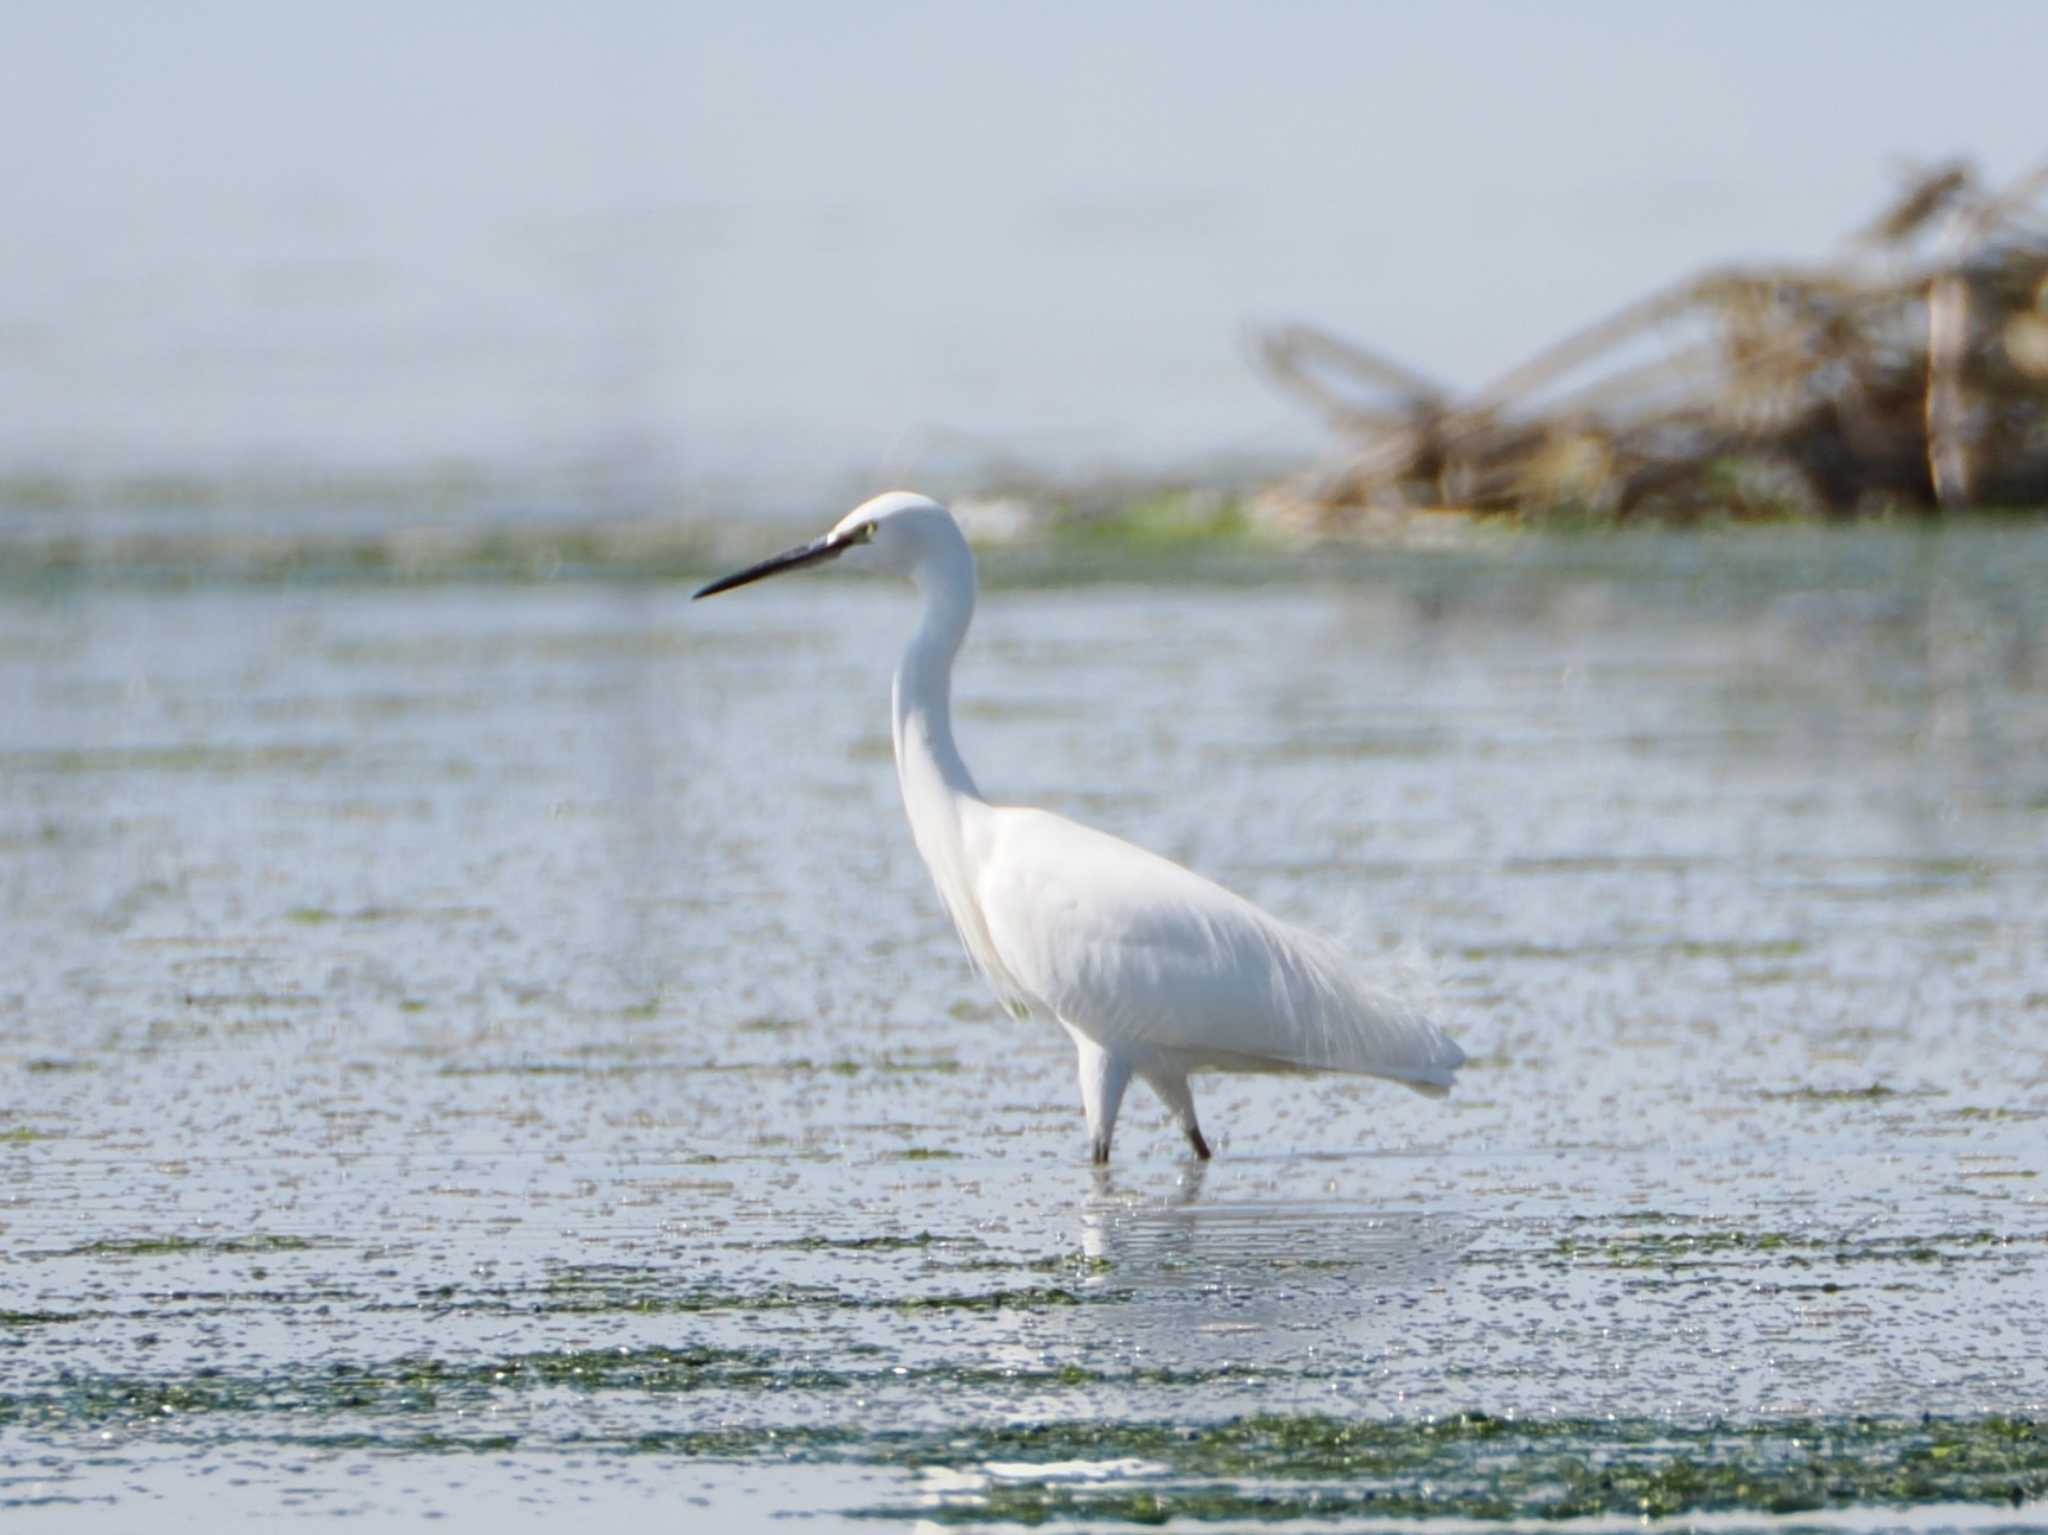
[4,2,2043,510]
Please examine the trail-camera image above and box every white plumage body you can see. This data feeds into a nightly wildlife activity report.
[974,806,1461,1089]
[696,491,1466,1161]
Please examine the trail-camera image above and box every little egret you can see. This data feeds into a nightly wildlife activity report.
[695,492,1466,1162]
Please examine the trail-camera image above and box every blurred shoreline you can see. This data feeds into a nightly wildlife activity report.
[6,480,2047,602]
[13,154,2044,547]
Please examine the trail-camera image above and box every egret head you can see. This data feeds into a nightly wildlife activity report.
[693,491,964,599]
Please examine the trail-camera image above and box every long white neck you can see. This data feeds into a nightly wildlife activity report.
[892,536,984,821]
[891,536,1015,994]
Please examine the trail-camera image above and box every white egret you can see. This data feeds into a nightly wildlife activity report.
[694,492,1465,1162]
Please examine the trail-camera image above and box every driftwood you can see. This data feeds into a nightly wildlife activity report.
[1257,160,2048,523]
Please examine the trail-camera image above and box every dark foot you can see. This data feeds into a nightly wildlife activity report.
[1090,1136,1111,1165]
[1186,1126,1212,1160]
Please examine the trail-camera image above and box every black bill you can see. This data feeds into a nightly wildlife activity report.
[692,532,847,599]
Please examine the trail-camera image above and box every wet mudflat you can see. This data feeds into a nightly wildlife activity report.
[2,527,2045,1529]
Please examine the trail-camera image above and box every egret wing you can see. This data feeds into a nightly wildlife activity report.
[975,807,1464,1091]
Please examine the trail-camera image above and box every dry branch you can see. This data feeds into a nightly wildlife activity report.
[1257,161,2048,523]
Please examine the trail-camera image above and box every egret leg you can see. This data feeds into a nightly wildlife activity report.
[1140,1069,1212,1162]
[1066,1029,1131,1165]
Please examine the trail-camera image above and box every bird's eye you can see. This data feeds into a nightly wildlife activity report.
[860,522,878,542]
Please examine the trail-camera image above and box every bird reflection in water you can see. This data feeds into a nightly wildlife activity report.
[1071,1164,1475,1372]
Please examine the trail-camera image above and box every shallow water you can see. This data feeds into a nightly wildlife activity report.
[3,528,2046,1528]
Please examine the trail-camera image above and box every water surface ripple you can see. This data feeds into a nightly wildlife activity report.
[2,530,2045,1527]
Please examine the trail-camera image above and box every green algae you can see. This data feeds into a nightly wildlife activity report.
[750,1232,981,1252]
[432,1051,959,1080]
[1053,490,1252,547]
[894,1285,1084,1310]
[44,1234,327,1259]
[519,1268,1113,1318]
[0,1353,1225,1433]
[286,903,487,926]
[846,1414,2048,1524]
[1454,934,1816,963]
[1,744,343,776]
[0,1349,794,1427]
[22,1325,2036,1524]
[1538,1225,2031,1272]
[1763,1083,1915,1103]
[25,1390,2027,1525]
[11,1320,2037,1526]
